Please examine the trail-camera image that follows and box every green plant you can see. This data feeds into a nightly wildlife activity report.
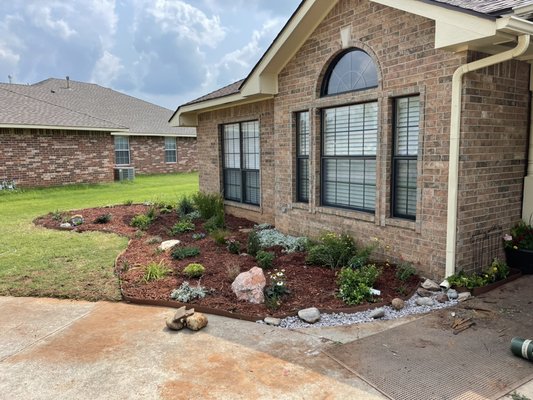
[511,392,531,400]
[145,235,163,245]
[192,232,206,240]
[256,229,309,253]
[177,194,196,216]
[306,232,358,269]
[94,213,112,224]
[226,239,241,254]
[337,264,381,305]
[226,264,241,282]
[170,282,208,303]
[396,285,408,296]
[183,210,201,221]
[247,230,261,257]
[210,229,229,245]
[256,250,275,270]
[264,269,290,309]
[183,263,205,278]
[170,220,195,235]
[134,230,145,239]
[504,220,533,250]
[143,261,171,282]
[145,206,158,221]
[203,212,225,233]
[192,191,224,220]
[171,246,200,260]
[447,258,510,289]
[123,199,133,206]
[396,262,416,281]
[51,210,63,221]
[130,214,152,230]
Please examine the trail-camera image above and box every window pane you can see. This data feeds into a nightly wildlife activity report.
[298,158,309,202]
[325,49,378,95]
[223,124,241,169]
[244,170,260,205]
[243,121,259,170]
[394,159,417,217]
[114,136,130,164]
[395,97,420,156]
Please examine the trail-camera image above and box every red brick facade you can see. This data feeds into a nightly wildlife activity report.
[194,0,531,278]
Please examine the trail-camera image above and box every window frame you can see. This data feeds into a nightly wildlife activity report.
[391,95,420,220]
[114,135,130,166]
[296,111,310,203]
[221,120,261,206]
[164,136,177,163]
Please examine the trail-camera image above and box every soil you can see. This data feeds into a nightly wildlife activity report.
[35,204,419,319]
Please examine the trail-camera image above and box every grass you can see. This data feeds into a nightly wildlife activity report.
[0,173,198,301]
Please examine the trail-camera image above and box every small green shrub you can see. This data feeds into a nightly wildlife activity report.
[145,206,158,221]
[447,258,510,289]
[158,203,174,214]
[130,214,152,230]
[145,235,163,245]
[226,239,241,254]
[134,230,145,239]
[264,269,290,310]
[170,220,195,235]
[143,261,171,282]
[203,212,225,233]
[177,195,196,216]
[256,229,309,253]
[192,192,224,220]
[94,213,112,224]
[247,230,261,257]
[123,199,133,206]
[170,282,208,303]
[192,232,206,240]
[256,250,275,270]
[396,262,416,281]
[337,264,381,305]
[171,246,200,260]
[183,210,201,221]
[210,229,229,245]
[306,232,358,269]
[51,210,63,221]
[183,263,205,278]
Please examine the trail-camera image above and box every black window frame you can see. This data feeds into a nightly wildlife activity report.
[296,111,310,203]
[391,95,420,220]
[221,120,260,206]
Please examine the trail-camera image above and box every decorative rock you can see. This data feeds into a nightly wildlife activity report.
[231,267,266,304]
[369,308,385,319]
[159,240,180,251]
[458,292,471,302]
[421,279,441,291]
[172,306,194,322]
[415,297,434,306]
[298,307,321,324]
[166,316,185,331]
[264,317,281,326]
[391,298,405,310]
[447,289,459,300]
[238,228,253,234]
[186,312,208,331]
[59,222,72,229]
[435,293,449,303]
[70,215,84,226]
[416,288,433,297]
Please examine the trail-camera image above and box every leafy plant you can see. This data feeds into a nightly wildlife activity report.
[504,220,533,250]
[51,210,63,221]
[306,232,358,269]
[264,269,290,310]
[143,261,171,282]
[94,213,112,224]
[134,230,145,239]
[123,199,133,206]
[447,258,510,289]
[510,392,531,400]
[210,229,229,245]
[247,230,261,257]
[183,263,205,278]
[171,246,200,260]
[170,220,195,235]
[170,282,208,303]
[183,210,201,221]
[145,235,163,245]
[256,250,275,270]
[130,214,152,230]
[203,212,225,233]
[396,262,416,281]
[256,229,309,253]
[226,239,241,254]
[192,232,206,240]
[177,194,196,216]
[337,264,381,305]
[145,206,158,221]
[192,192,224,220]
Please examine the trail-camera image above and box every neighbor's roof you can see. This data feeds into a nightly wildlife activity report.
[184,79,244,106]
[0,79,196,136]
[428,0,533,16]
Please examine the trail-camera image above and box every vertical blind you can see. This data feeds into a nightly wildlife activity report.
[297,111,310,202]
[114,136,130,165]
[164,137,177,163]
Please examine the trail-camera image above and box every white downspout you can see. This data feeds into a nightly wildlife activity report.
[445,34,531,278]
[523,64,533,222]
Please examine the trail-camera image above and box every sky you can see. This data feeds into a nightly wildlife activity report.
[0,0,301,110]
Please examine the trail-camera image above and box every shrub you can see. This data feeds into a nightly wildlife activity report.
[177,195,196,217]
[143,261,171,282]
[226,239,241,254]
[51,210,63,221]
[210,229,229,245]
[171,246,200,260]
[192,192,224,220]
[158,203,174,214]
[130,214,152,230]
[226,264,241,282]
[183,210,201,221]
[256,250,275,270]
[145,235,163,245]
[94,213,112,224]
[337,264,382,305]
[183,263,205,278]
[306,232,358,269]
[264,269,290,309]
[247,230,261,257]
[145,206,158,221]
[192,232,206,240]
[123,199,133,206]
[256,229,309,253]
[447,258,510,289]
[170,220,195,235]
[170,282,208,303]
[203,213,225,233]
[396,262,416,282]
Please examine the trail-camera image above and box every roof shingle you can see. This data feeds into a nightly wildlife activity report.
[427,0,533,16]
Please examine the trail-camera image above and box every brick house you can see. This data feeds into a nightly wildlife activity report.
[0,78,196,188]
[170,0,533,279]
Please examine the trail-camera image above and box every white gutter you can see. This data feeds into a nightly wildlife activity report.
[445,34,531,278]
[523,65,533,222]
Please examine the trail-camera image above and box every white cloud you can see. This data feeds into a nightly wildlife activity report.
[26,3,77,40]
[91,50,123,86]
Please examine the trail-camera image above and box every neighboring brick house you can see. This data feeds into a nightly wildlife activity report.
[171,0,533,279]
[0,78,197,187]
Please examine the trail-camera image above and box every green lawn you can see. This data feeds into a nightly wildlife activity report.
[0,173,198,301]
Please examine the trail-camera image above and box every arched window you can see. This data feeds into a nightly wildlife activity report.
[322,49,378,96]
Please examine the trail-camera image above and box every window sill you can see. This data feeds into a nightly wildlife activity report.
[165,162,177,164]
[291,202,309,211]
[384,218,417,231]
[314,206,375,223]
[224,200,261,213]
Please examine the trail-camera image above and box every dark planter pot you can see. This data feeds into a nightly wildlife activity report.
[505,247,533,274]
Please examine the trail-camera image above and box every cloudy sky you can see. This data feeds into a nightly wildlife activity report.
[0,0,301,110]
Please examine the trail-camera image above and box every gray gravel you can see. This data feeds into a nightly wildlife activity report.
[277,293,458,329]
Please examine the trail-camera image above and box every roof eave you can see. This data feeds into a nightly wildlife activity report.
[0,123,129,132]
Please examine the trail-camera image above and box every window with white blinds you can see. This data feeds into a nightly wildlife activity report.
[296,111,310,203]
[222,121,260,205]
[322,102,377,212]
[114,136,130,165]
[164,137,177,163]
[392,96,419,219]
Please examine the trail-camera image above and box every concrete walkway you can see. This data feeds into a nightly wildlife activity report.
[1,295,532,399]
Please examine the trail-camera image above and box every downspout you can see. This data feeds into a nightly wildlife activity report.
[523,64,533,222]
[445,34,531,278]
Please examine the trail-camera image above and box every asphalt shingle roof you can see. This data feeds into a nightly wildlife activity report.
[1,79,195,136]
[428,0,533,16]
[184,79,244,106]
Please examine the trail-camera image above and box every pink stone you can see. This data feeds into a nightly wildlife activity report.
[231,267,266,304]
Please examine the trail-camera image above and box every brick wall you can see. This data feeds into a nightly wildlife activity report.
[128,136,197,174]
[0,128,114,187]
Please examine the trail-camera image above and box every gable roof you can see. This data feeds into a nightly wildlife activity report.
[1,78,196,136]
[428,1,533,16]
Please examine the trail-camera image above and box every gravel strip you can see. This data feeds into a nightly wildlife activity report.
[277,293,459,329]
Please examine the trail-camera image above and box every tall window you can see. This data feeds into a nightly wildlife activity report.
[222,121,260,205]
[114,136,130,165]
[392,96,419,219]
[322,102,377,212]
[165,137,177,163]
[296,111,310,203]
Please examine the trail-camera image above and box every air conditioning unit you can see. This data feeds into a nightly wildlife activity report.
[114,167,135,181]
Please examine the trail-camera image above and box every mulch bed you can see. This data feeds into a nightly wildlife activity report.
[35,205,419,319]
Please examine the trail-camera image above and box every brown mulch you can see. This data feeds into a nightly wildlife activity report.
[35,205,419,318]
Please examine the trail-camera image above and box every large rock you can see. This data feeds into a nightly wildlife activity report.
[436,293,449,303]
[447,289,459,300]
[264,317,281,326]
[421,279,441,291]
[298,307,321,324]
[159,240,180,251]
[231,267,266,304]
[166,316,185,331]
[416,288,434,297]
[458,292,471,302]
[391,298,405,310]
[416,297,434,307]
[370,308,385,319]
[186,313,208,331]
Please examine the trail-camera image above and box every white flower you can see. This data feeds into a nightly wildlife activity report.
[503,234,513,241]
[276,281,284,286]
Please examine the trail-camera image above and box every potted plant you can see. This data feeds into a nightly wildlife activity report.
[503,220,533,274]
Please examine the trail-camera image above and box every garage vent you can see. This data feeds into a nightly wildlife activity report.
[114,167,135,181]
